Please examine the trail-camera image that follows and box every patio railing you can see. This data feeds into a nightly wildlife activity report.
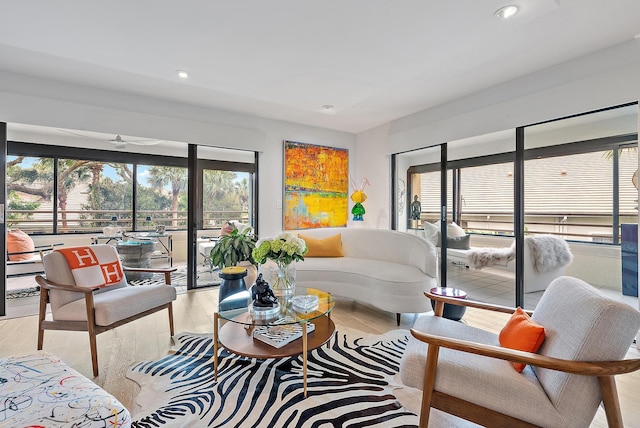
[415,211,638,244]
[6,209,249,234]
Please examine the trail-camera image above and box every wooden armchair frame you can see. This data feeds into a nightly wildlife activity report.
[413,290,640,428]
[35,266,176,377]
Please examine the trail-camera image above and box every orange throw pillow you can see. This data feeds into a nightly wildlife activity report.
[7,229,36,261]
[298,233,344,257]
[499,307,546,372]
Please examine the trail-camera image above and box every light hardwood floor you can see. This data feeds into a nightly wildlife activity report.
[0,288,638,427]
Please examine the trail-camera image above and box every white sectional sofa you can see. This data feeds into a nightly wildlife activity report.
[293,227,438,325]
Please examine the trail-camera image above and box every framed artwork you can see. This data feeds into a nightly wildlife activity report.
[283,140,349,230]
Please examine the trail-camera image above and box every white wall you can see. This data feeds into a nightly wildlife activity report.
[0,72,356,237]
[352,124,391,229]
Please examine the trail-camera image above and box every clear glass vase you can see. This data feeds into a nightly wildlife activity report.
[270,263,296,301]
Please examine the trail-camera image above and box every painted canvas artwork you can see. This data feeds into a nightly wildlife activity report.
[284,140,349,230]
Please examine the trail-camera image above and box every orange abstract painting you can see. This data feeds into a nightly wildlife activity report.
[284,140,349,230]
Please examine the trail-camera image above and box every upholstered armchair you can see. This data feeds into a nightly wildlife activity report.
[35,245,177,377]
[400,276,640,427]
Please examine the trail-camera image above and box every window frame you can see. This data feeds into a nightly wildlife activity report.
[7,141,256,235]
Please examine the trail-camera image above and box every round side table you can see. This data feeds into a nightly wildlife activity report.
[430,287,467,321]
[116,240,157,280]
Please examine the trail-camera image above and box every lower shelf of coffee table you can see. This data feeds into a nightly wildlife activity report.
[218,315,334,359]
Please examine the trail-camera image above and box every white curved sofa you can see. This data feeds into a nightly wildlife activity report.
[293,227,438,325]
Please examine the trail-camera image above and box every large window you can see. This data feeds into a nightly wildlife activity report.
[394,103,638,310]
[523,149,637,242]
[7,141,256,235]
[202,168,251,229]
[6,155,54,234]
[524,104,638,244]
[137,165,188,231]
[457,161,515,236]
[57,159,134,233]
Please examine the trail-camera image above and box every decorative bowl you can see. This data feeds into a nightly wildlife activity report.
[292,295,319,314]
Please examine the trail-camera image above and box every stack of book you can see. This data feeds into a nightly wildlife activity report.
[253,317,315,348]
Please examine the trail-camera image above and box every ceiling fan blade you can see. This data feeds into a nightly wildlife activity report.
[57,128,104,140]
[110,134,161,146]
[58,129,162,146]
[126,140,162,146]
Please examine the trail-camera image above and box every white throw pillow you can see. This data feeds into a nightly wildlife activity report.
[447,222,466,237]
[423,221,441,247]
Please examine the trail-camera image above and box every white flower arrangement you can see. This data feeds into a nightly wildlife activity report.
[252,232,308,268]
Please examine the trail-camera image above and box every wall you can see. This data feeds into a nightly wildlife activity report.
[0,72,356,238]
[352,124,390,229]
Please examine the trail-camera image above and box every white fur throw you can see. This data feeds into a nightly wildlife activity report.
[466,235,572,272]
[526,235,573,273]
[467,245,515,269]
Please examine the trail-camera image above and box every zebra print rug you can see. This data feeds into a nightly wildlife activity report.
[127,329,418,427]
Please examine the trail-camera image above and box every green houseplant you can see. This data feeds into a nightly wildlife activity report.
[209,224,258,269]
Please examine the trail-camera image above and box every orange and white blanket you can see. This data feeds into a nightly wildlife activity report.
[56,246,124,288]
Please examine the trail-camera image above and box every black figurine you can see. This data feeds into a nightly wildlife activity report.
[251,273,278,307]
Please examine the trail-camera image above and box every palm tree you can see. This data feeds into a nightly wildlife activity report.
[147,166,188,227]
[56,159,92,230]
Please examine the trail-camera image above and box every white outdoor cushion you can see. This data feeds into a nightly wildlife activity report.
[423,221,441,247]
[446,222,466,237]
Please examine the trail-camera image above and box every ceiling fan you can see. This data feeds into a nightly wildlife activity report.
[57,129,163,149]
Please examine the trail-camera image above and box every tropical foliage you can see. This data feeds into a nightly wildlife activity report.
[209,225,258,268]
[7,155,250,233]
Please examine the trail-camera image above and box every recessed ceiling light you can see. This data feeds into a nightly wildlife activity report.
[321,105,335,113]
[176,70,189,79]
[494,5,519,19]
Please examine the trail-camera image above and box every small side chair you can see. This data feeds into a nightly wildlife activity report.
[36,244,177,377]
[400,276,640,428]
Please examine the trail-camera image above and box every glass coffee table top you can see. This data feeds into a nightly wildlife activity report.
[218,287,335,326]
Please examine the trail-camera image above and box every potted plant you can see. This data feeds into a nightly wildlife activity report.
[209,223,259,285]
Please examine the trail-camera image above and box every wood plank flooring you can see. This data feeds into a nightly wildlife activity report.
[0,288,638,427]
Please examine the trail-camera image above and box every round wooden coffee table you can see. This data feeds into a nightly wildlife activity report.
[214,287,335,398]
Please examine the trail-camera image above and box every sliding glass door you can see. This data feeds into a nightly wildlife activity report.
[192,146,256,289]
[392,102,638,310]
[523,104,638,309]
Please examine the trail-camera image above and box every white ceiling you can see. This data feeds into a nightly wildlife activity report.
[1,0,639,134]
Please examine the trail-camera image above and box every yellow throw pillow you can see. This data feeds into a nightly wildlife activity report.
[298,233,344,257]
